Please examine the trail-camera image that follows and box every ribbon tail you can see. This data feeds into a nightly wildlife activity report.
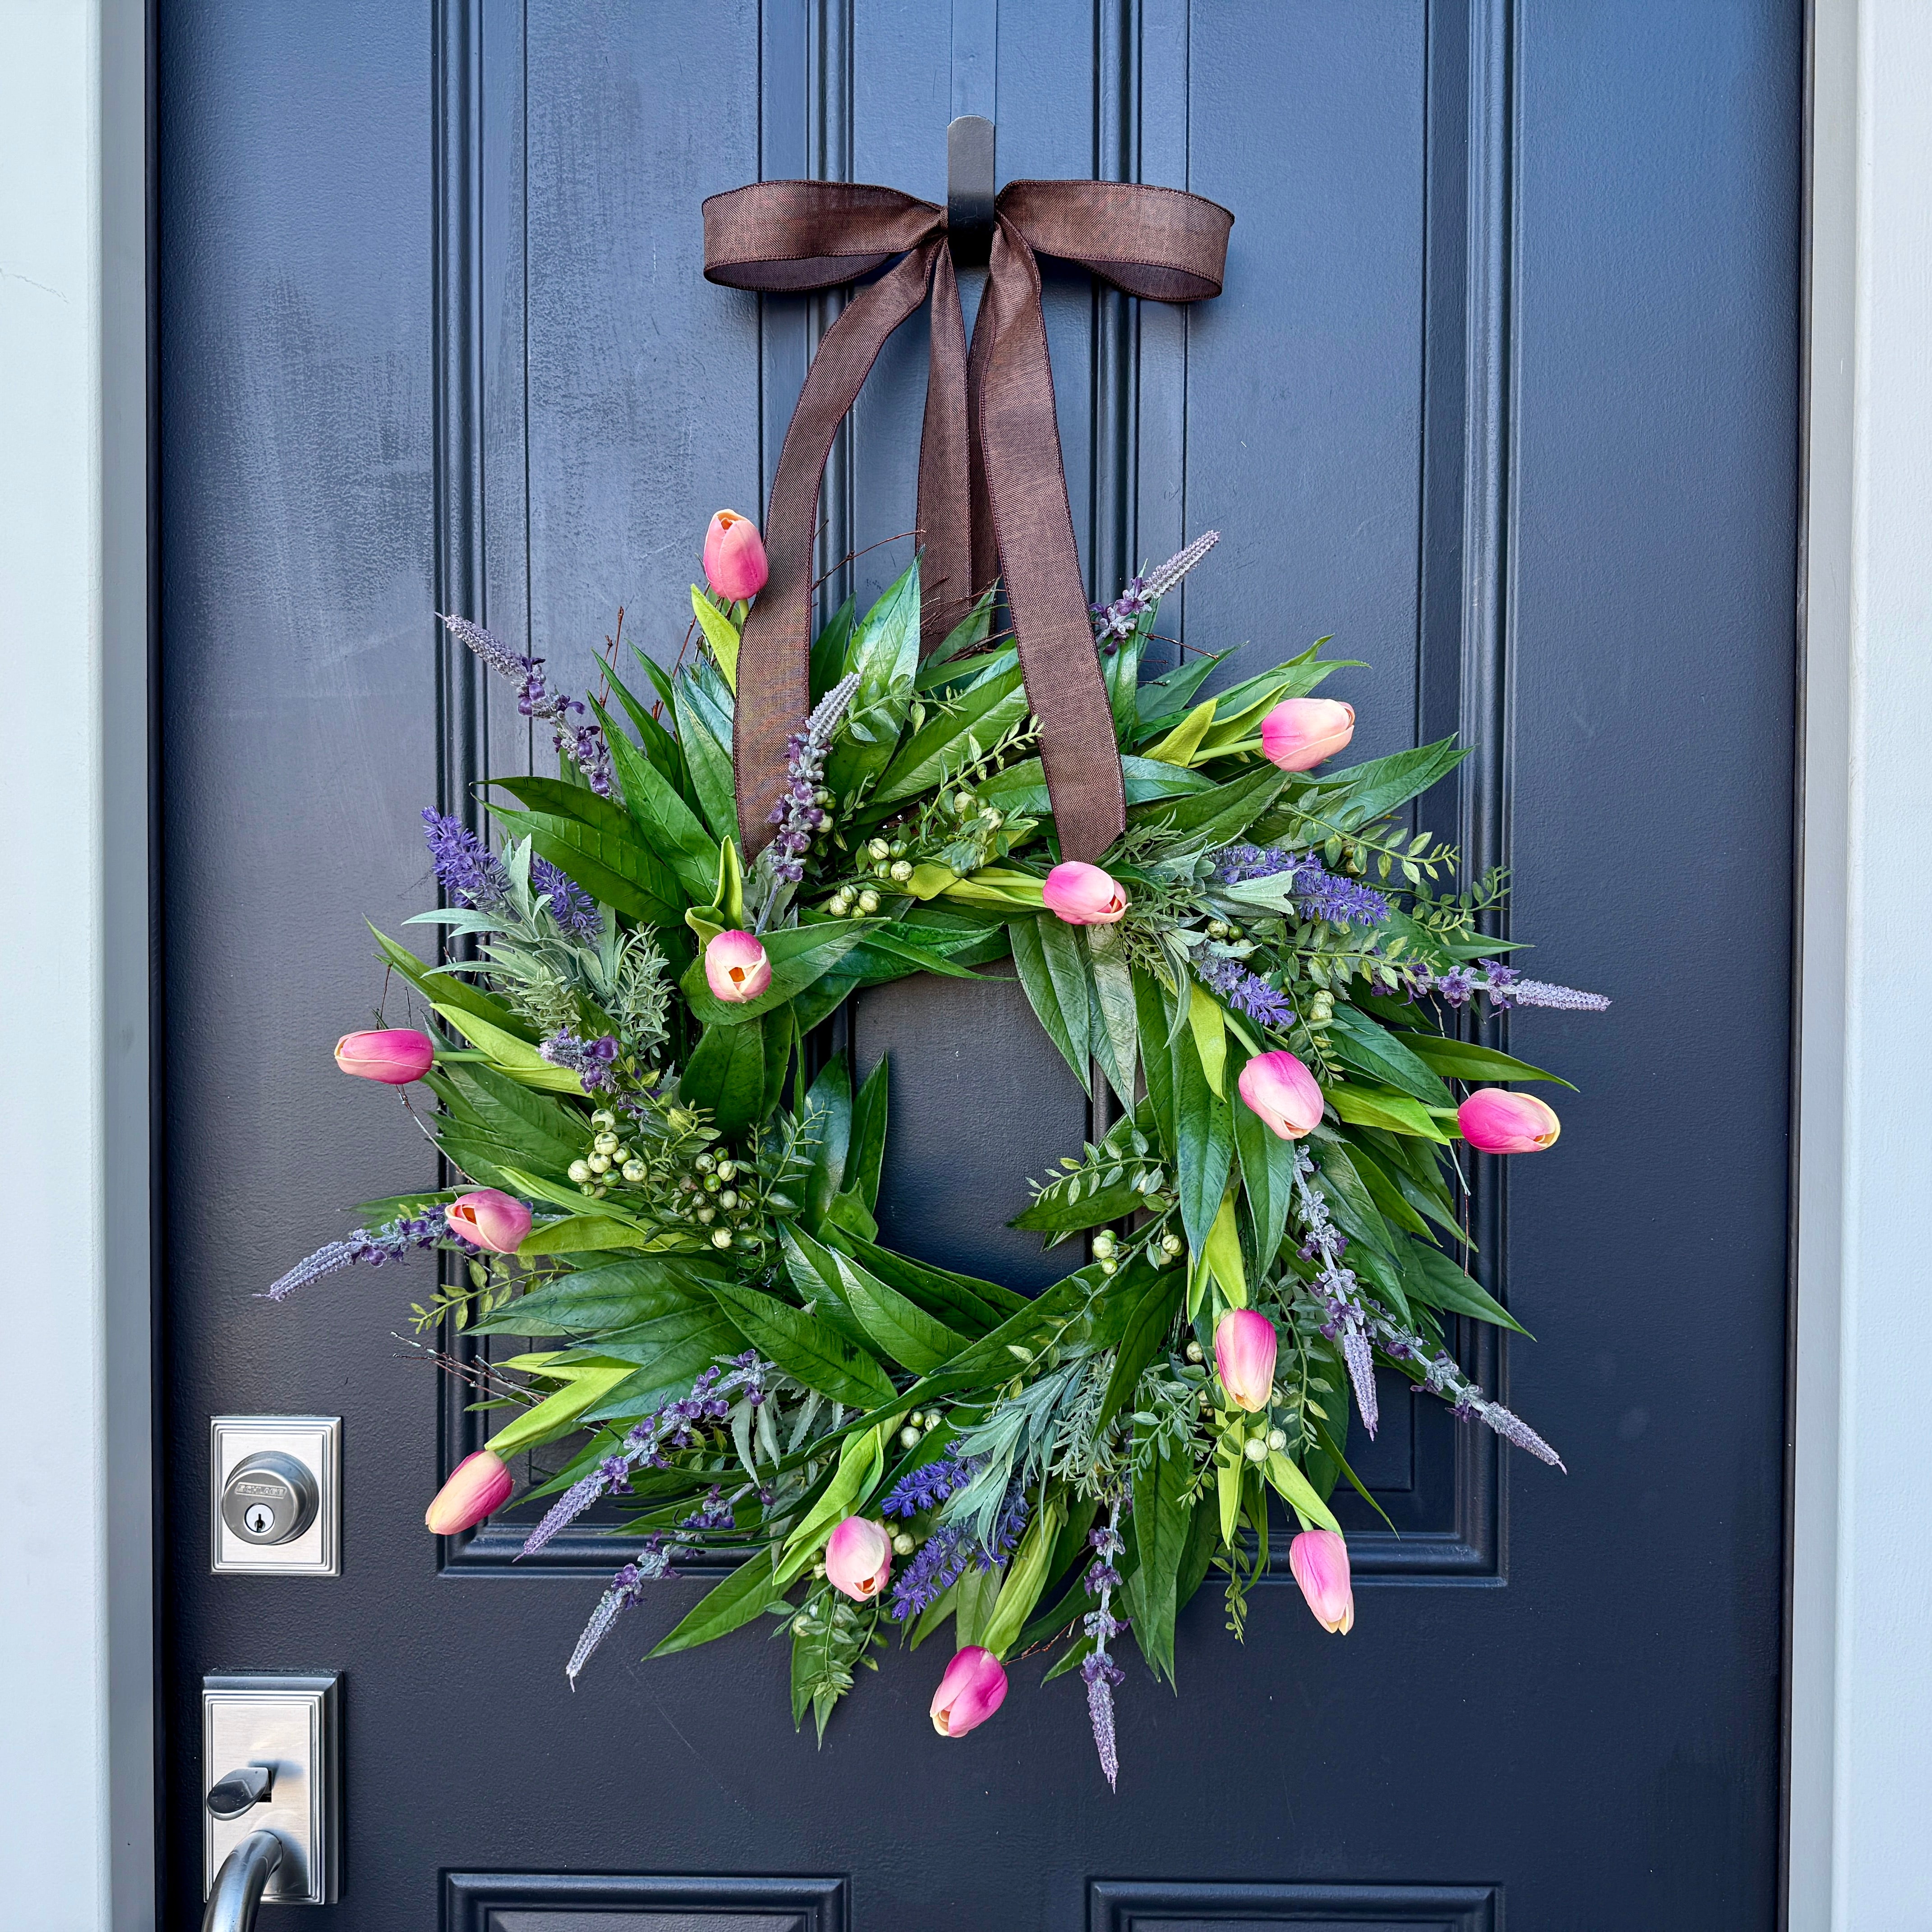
[978,219,1125,862]
[734,238,942,856]
[917,244,976,652]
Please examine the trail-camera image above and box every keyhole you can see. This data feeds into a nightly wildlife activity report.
[245,1503,276,1536]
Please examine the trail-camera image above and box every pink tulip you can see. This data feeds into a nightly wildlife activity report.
[1288,1528,1354,1633]
[824,1515,893,1602]
[702,510,769,601]
[1236,1050,1325,1139]
[1214,1308,1278,1413]
[424,1449,513,1536]
[1458,1087,1561,1154]
[1260,697,1356,772]
[445,1188,533,1254]
[334,1028,434,1085]
[1041,860,1127,926]
[930,1646,1009,1738]
[704,929,773,1003]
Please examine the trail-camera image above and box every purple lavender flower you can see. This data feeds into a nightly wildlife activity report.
[1435,965,1477,1007]
[1212,842,1302,885]
[680,1485,737,1532]
[530,856,602,940]
[1293,861,1391,928]
[881,1452,976,1519]
[563,1540,675,1686]
[538,1030,619,1091]
[423,809,510,908]
[1370,1311,1565,1471]
[1078,1502,1129,1789]
[1193,948,1296,1030]
[888,1523,977,1620]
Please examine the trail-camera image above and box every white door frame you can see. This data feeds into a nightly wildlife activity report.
[0,3,1923,1926]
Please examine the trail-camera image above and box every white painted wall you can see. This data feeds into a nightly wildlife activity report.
[0,2,152,1928]
[0,1,1924,1926]
[1791,4,1932,1928]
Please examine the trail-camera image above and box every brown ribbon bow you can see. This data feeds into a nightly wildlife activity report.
[703,177,1233,863]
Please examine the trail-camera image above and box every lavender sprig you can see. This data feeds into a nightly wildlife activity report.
[1366,1301,1566,1470]
[538,1029,619,1092]
[764,672,859,886]
[440,613,614,797]
[564,1541,675,1687]
[1192,948,1296,1030]
[1289,1148,1380,1438]
[1091,531,1220,644]
[1210,843,1390,928]
[522,1355,768,1558]
[886,1478,1030,1622]
[263,1208,454,1302]
[1079,1500,1130,1789]
[880,1451,978,1519]
[422,808,601,941]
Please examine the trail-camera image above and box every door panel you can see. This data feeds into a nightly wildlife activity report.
[160,2,1799,1925]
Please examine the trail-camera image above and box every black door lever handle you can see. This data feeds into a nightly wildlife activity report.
[205,1763,275,1820]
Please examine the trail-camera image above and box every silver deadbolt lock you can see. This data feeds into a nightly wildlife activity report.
[211,1417,340,1575]
[221,1451,318,1546]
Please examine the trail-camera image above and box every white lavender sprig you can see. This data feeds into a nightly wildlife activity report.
[263,1208,455,1301]
[1366,1299,1566,1470]
[564,1542,676,1687]
[1288,1148,1380,1438]
[1090,530,1221,643]
[1078,1498,1130,1790]
[762,671,860,890]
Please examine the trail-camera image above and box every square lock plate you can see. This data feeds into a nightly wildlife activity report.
[211,1416,340,1575]
[203,1672,341,1903]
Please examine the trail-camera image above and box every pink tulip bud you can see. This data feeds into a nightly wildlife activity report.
[1260,697,1356,772]
[1041,860,1127,926]
[930,1646,1009,1738]
[445,1188,533,1254]
[1214,1308,1278,1412]
[1236,1049,1325,1139]
[704,929,773,1003]
[334,1028,435,1085]
[1458,1087,1561,1154]
[702,510,769,601]
[1288,1528,1354,1633]
[424,1449,513,1536]
[823,1515,893,1601]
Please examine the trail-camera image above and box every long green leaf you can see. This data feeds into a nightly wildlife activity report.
[708,1277,898,1408]
[829,1230,1022,1329]
[847,1056,889,1211]
[799,1055,852,1228]
[871,664,1029,806]
[1325,1004,1454,1105]
[1232,1049,1296,1268]
[831,1251,968,1374]
[1008,918,1091,1093]
[488,800,683,926]
[1400,1033,1576,1089]
[1401,1238,1528,1335]
[678,1017,770,1134]
[673,684,740,846]
[1098,1269,1185,1428]
[1086,936,1139,1110]
[649,1552,785,1658]
[592,695,719,902]
[1171,1018,1233,1251]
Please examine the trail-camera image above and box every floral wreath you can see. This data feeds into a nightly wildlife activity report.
[271,511,1606,1786]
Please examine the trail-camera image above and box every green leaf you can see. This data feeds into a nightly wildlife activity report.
[565,1303,746,1370]
[843,926,987,983]
[1099,1269,1185,1428]
[1129,764,1286,850]
[830,1231,1023,1329]
[1171,1016,1234,1252]
[511,1216,647,1258]
[1231,1049,1295,1269]
[488,796,683,927]
[1008,918,1092,1094]
[649,1552,785,1658]
[369,925,534,1041]
[1400,1033,1576,1089]
[1126,1438,1192,1685]
[1011,1180,1149,1239]
[912,585,997,689]
[980,1495,1067,1658]
[824,563,922,796]
[1264,1449,1343,1534]
[1342,1139,1439,1242]
[830,1252,968,1373]
[1134,648,1227,732]
[423,1062,582,1177]
[799,1055,852,1228]
[680,920,873,1028]
[1327,1083,1453,1141]
[871,664,1030,806]
[1133,970,1178,1156]
[708,1277,898,1408]
[485,1359,635,1458]
[603,659,688,794]
[1086,936,1139,1111]
[977,753,1213,818]
[1310,736,1468,829]
[1324,1004,1453,1106]
[592,695,719,903]
[432,1005,585,1094]
[674,683,740,846]
[847,1056,889,1211]
[678,1015,772,1134]
[1310,1137,1399,1260]
[1401,1238,1529,1334]
[689,584,741,686]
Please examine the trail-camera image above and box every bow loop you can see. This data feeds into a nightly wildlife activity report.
[701,172,1232,861]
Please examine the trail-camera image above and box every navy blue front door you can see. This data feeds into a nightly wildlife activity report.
[160,4,1800,1925]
